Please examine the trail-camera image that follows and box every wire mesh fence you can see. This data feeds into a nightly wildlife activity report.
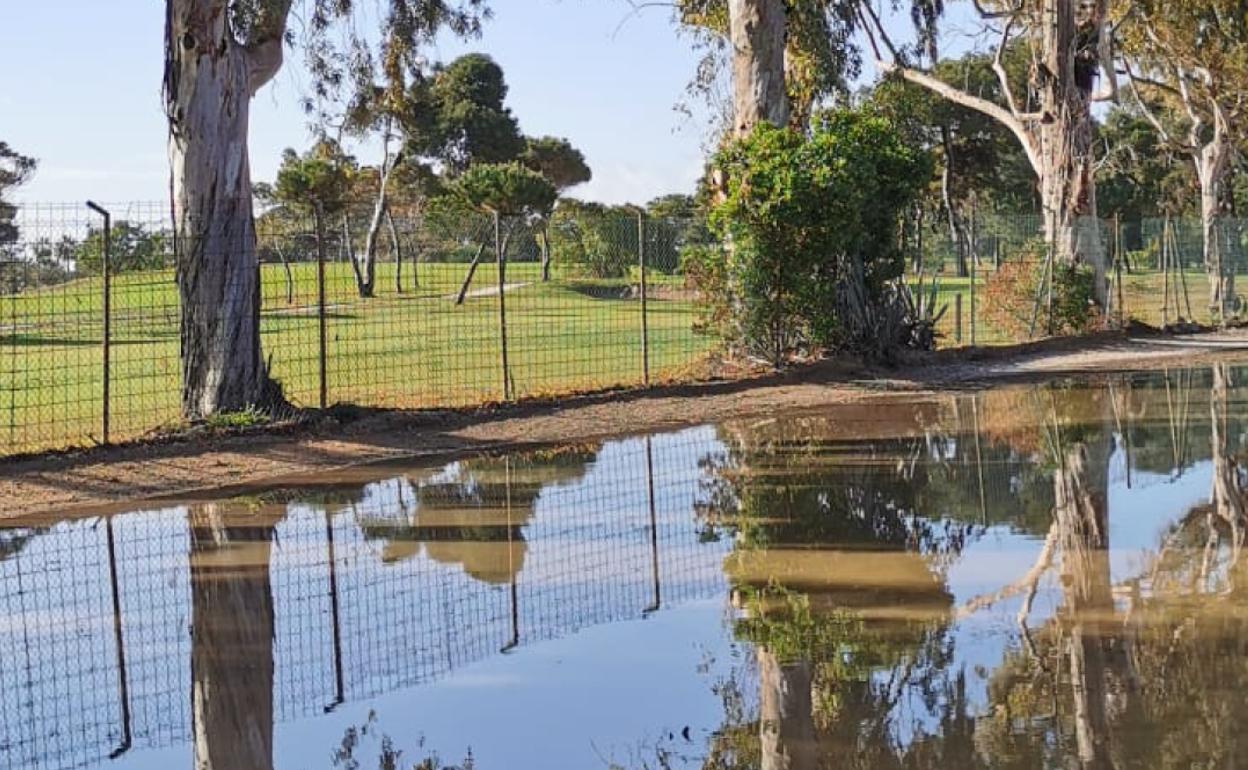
[4,201,1248,457]
[0,201,715,456]
[0,427,730,770]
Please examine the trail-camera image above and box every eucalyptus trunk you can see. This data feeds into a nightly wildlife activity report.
[758,649,817,770]
[1197,135,1236,323]
[189,504,277,770]
[164,0,289,418]
[1053,439,1115,770]
[728,0,789,135]
[1036,0,1107,306]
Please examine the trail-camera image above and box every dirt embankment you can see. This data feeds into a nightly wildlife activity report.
[5,329,1248,521]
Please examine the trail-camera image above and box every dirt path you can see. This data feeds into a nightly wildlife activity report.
[6,329,1248,520]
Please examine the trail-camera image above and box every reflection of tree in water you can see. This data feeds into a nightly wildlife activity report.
[353,446,600,585]
[700,416,966,770]
[188,502,280,770]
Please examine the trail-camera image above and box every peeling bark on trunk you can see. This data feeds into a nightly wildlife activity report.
[758,649,817,770]
[189,504,276,770]
[1197,134,1236,322]
[729,0,790,135]
[1037,0,1107,305]
[164,0,290,418]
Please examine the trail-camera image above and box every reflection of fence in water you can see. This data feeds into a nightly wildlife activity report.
[0,429,728,770]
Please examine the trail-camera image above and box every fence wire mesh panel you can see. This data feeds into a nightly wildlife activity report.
[0,429,729,770]
[1,202,722,456]
[7,201,1248,456]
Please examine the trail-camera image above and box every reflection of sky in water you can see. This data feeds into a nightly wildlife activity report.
[4,368,1248,769]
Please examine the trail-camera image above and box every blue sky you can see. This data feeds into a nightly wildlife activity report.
[1,1,715,205]
[1,1,980,205]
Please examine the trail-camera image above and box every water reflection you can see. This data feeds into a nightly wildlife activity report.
[5,365,1248,769]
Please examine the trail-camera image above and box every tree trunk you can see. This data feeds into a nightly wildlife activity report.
[387,205,404,294]
[359,129,398,299]
[1053,439,1115,770]
[941,127,968,278]
[758,649,817,770]
[164,0,290,418]
[1037,0,1107,306]
[455,240,491,306]
[1197,137,1236,323]
[189,504,276,770]
[540,223,552,282]
[728,0,790,135]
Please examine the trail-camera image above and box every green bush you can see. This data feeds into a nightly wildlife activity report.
[707,110,932,363]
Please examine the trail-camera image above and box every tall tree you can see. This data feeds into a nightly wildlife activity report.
[1119,0,1248,323]
[861,0,1118,306]
[727,0,790,133]
[0,142,36,246]
[521,136,592,281]
[162,0,487,419]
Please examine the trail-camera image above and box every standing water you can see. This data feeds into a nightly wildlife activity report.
[4,364,1248,769]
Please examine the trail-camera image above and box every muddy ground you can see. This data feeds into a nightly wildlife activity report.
[5,328,1248,520]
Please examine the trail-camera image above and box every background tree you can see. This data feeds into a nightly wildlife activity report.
[162,0,488,419]
[0,142,35,246]
[520,136,592,281]
[861,0,1118,306]
[448,162,556,304]
[75,222,169,275]
[1119,0,1248,322]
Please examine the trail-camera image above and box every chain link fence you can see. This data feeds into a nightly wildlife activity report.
[3,202,1247,457]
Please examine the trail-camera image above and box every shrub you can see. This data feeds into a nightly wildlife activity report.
[680,242,731,337]
[708,110,932,363]
[982,244,1100,338]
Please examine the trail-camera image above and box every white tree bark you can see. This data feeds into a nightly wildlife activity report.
[865,0,1111,306]
[758,649,817,770]
[165,0,291,417]
[729,0,790,134]
[359,124,399,298]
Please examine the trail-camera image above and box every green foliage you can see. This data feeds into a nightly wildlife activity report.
[708,109,931,362]
[75,221,169,275]
[548,200,637,279]
[981,244,1100,338]
[521,136,592,192]
[423,54,526,174]
[272,142,353,215]
[451,162,557,216]
[0,141,36,245]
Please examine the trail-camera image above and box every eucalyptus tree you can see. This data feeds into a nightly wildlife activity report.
[162,0,487,418]
[1119,0,1248,323]
[860,0,1118,306]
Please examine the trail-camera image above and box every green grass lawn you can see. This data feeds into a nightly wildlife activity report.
[1,260,716,455]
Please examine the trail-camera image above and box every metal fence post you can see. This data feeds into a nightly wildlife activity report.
[495,211,511,401]
[104,515,132,758]
[638,209,650,386]
[87,201,111,444]
[315,204,328,410]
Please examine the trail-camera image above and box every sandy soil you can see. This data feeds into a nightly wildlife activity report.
[5,328,1248,521]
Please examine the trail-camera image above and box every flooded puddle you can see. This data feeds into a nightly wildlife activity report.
[5,363,1248,769]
